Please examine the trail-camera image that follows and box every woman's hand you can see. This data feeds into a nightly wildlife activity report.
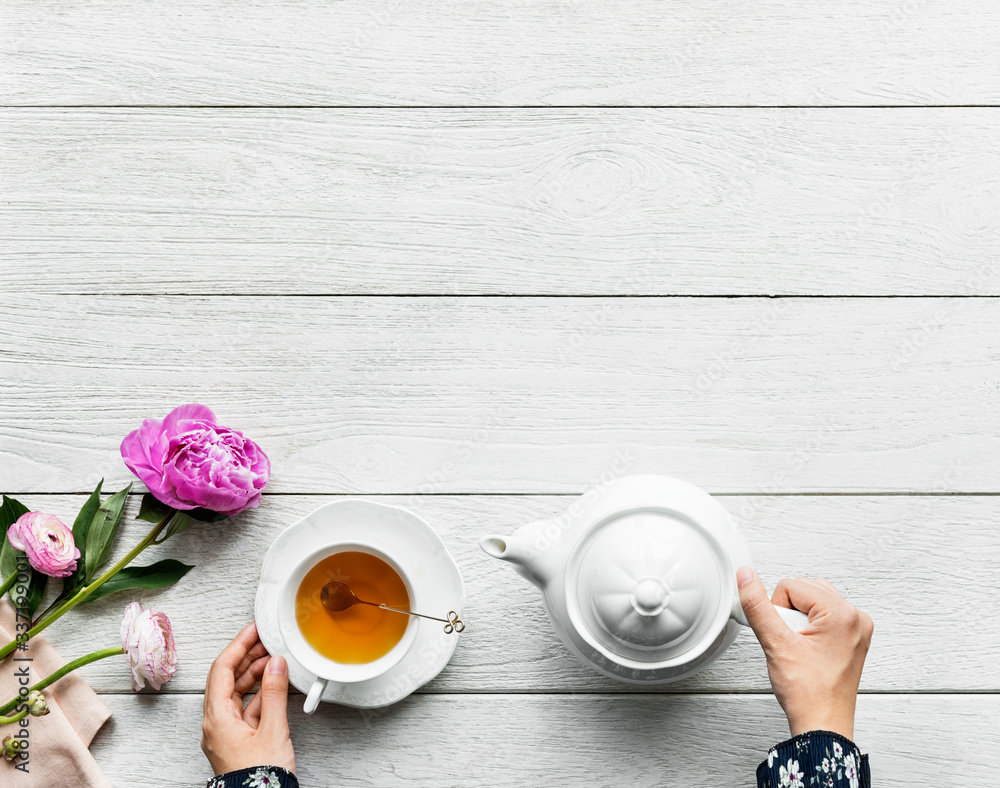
[201,622,296,775]
[737,568,874,740]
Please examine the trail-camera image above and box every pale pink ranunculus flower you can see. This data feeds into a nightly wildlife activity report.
[120,601,177,691]
[7,512,81,578]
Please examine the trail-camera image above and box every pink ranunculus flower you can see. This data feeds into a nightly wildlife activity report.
[7,512,81,578]
[120,601,177,691]
[120,403,270,517]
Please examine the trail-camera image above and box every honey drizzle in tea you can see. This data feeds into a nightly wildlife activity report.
[294,551,410,664]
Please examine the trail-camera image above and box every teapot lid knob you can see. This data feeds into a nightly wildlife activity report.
[631,578,669,616]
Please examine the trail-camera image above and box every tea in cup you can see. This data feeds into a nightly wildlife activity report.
[279,542,418,713]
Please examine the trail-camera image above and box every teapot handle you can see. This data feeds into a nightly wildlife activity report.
[732,596,810,633]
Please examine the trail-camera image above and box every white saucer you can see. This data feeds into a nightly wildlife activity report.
[255,499,465,708]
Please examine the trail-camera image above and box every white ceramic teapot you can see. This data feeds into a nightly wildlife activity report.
[480,474,808,684]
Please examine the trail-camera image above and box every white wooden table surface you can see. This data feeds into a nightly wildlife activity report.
[2,2,998,785]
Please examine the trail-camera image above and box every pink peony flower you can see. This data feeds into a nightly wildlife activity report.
[7,512,81,578]
[120,403,270,517]
[120,601,177,691]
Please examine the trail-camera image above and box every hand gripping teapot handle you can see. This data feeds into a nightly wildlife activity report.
[732,597,810,633]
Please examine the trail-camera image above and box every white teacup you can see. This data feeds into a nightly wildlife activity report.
[278,542,419,714]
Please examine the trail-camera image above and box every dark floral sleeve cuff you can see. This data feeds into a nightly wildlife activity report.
[757,730,870,788]
[206,766,299,788]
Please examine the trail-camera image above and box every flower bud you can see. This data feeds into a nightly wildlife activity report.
[26,690,49,717]
[2,735,23,762]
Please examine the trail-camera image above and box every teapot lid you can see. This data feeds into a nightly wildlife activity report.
[571,508,728,663]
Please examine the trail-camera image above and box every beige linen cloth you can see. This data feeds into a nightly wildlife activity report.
[0,601,112,788]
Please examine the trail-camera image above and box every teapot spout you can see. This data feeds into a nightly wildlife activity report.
[479,519,557,588]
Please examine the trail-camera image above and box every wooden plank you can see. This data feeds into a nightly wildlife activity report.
[3,2,1000,106]
[3,109,1000,296]
[20,494,997,693]
[2,296,999,494]
[92,693,997,787]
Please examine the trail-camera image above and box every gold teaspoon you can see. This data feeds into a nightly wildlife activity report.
[321,581,465,634]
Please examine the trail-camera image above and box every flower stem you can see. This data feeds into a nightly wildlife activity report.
[0,708,28,726]
[0,573,16,602]
[0,510,174,663]
[0,647,124,719]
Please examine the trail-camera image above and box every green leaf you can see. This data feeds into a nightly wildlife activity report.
[0,497,30,533]
[5,564,47,619]
[66,480,104,593]
[0,541,15,594]
[0,496,31,584]
[96,484,132,569]
[162,512,193,541]
[25,571,46,618]
[136,493,173,524]
[84,483,131,581]
[81,559,194,603]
